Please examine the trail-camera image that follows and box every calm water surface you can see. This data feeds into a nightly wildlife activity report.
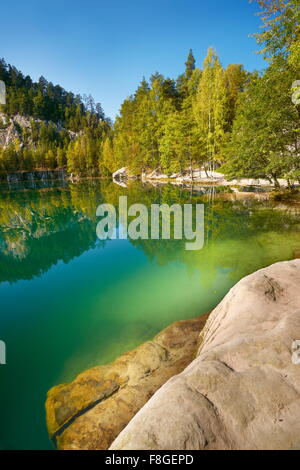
[1,180,300,449]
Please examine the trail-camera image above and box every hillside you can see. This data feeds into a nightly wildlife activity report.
[0,0,299,183]
[0,59,111,176]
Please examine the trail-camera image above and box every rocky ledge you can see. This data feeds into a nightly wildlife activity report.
[46,314,209,450]
[111,260,300,450]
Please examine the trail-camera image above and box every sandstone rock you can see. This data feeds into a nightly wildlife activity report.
[0,112,77,150]
[45,314,209,450]
[112,167,127,181]
[110,260,300,450]
[112,167,140,182]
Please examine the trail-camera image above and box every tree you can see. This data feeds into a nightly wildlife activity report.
[193,48,228,172]
[222,62,300,186]
[252,0,300,62]
[224,64,248,130]
[101,137,116,174]
[185,49,196,80]
[159,103,199,175]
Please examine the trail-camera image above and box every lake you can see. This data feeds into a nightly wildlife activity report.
[1,179,300,449]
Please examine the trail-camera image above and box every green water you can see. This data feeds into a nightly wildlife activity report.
[1,179,300,449]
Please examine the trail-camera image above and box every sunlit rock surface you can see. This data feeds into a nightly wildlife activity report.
[111,260,300,450]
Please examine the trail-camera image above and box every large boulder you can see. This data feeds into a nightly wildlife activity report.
[111,260,300,450]
[46,314,209,450]
[112,167,140,182]
[112,167,127,181]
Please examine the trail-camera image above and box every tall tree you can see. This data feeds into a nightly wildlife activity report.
[185,49,196,80]
[193,48,228,172]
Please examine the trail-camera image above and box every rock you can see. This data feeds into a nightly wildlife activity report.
[110,260,300,450]
[45,314,209,450]
[112,167,127,181]
[112,167,140,182]
[0,112,77,149]
[112,165,294,189]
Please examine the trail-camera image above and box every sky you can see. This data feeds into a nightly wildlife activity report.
[1,0,266,119]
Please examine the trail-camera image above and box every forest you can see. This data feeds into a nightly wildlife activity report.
[0,0,299,185]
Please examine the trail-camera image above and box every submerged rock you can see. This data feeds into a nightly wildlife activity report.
[111,260,300,450]
[45,314,209,450]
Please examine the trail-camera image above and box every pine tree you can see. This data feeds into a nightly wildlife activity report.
[185,49,196,80]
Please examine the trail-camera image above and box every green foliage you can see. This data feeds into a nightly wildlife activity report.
[223,1,300,185]
[0,1,299,183]
[110,48,245,176]
[0,59,111,176]
[0,60,105,129]
[252,0,300,62]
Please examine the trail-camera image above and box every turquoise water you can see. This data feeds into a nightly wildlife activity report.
[1,180,300,449]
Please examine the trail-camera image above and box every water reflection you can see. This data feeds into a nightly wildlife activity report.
[1,180,300,450]
[1,180,300,284]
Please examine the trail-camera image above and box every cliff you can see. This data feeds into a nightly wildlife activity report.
[0,112,76,150]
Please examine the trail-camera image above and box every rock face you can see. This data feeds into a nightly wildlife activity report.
[0,112,77,149]
[111,260,300,450]
[46,314,209,450]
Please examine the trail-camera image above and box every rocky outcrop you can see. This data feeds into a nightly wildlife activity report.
[112,167,140,182]
[0,112,77,149]
[46,314,209,450]
[112,167,127,181]
[111,260,300,450]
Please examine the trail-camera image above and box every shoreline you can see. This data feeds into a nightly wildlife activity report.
[113,167,300,192]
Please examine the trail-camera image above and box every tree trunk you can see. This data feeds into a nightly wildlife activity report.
[273,175,280,189]
[190,156,194,181]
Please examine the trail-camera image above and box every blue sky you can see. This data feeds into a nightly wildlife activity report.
[1,0,265,119]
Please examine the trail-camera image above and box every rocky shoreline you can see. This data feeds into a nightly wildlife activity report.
[46,260,300,450]
[113,167,297,190]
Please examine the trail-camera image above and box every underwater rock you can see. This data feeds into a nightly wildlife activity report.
[46,314,209,450]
